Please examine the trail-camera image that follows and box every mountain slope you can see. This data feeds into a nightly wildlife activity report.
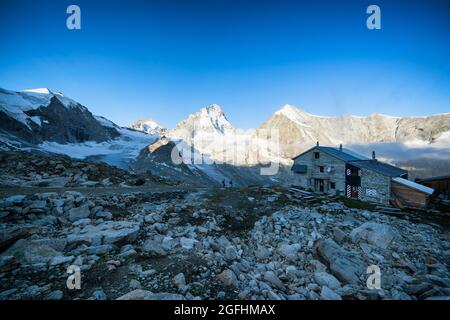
[257,104,450,158]
[132,104,290,186]
[0,87,158,170]
[0,88,119,144]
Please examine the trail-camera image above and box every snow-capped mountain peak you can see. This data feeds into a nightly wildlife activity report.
[276,104,300,115]
[274,104,312,124]
[130,118,165,135]
[196,104,233,133]
[259,103,450,158]
[170,104,235,138]
[201,103,223,115]
[0,86,120,146]
[23,88,53,95]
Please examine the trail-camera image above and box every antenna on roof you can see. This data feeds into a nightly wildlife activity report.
[316,141,319,147]
[339,144,343,151]
[372,151,376,160]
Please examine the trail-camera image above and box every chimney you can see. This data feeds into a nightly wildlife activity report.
[339,144,343,151]
[316,141,319,147]
[372,151,376,160]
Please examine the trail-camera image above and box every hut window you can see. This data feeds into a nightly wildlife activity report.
[314,152,320,159]
[319,166,324,173]
[330,182,336,189]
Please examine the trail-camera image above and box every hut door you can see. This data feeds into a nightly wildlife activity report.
[345,164,361,199]
[319,179,324,192]
[315,179,325,192]
[351,186,359,198]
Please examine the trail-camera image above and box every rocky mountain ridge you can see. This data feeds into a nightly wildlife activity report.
[257,104,450,158]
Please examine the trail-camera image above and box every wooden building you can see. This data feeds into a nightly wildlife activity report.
[391,177,434,208]
[416,175,450,197]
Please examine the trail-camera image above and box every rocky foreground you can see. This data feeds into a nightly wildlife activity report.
[0,182,449,300]
[0,151,175,189]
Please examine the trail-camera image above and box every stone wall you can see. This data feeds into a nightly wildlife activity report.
[292,148,346,195]
[360,168,391,204]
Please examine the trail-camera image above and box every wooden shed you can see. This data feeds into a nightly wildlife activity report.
[391,177,434,209]
[416,175,450,197]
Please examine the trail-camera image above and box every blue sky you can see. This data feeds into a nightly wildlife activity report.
[0,0,449,128]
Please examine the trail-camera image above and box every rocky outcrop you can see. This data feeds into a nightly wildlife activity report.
[314,238,365,285]
[350,222,400,249]
[67,221,140,247]
[0,88,119,145]
[3,238,63,265]
[0,151,165,189]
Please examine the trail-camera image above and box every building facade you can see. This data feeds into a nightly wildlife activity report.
[291,144,408,204]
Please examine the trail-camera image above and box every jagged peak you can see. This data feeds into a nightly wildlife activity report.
[191,104,230,124]
[23,88,53,95]
[170,103,235,137]
[276,104,308,115]
[199,104,224,115]
[279,103,298,111]
[274,104,312,122]
[130,117,165,135]
[22,88,68,99]
[133,117,163,127]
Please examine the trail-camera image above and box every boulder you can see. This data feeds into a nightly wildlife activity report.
[116,289,152,300]
[217,269,238,287]
[332,227,348,244]
[350,222,399,249]
[285,265,299,281]
[224,245,239,261]
[84,244,115,256]
[146,293,185,300]
[116,290,185,300]
[142,238,167,257]
[4,195,26,204]
[66,205,90,222]
[314,238,364,285]
[0,255,19,272]
[263,271,286,291]
[320,286,342,300]
[67,221,140,247]
[93,288,107,300]
[255,246,271,260]
[277,243,301,260]
[180,237,198,250]
[314,272,341,290]
[129,279,142,290]
[3,238,61,265]
[49,255,74,266]
[95,212,113,220]
[173,273,186,290]
[0,225,39,252]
